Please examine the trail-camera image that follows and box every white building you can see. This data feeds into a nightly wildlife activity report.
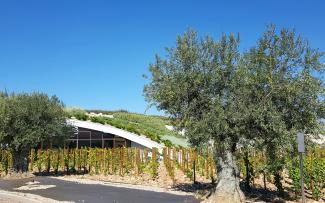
[66,119,163,152]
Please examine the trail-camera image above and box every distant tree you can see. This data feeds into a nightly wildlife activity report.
[144,26,324,202]
[0,92,73,172]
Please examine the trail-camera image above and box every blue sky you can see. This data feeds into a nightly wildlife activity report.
[0,0,324,115]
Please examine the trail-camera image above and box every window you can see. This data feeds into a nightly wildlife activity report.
[104,140,114,148]
[91,140,102,148]
[103,133,114,138]
[69,127,132,149]
[91,131,102,139]
[78,140,91,148]
[115,140,126,148]
[78,131,90,139]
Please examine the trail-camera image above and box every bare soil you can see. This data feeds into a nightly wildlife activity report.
[54,162,212,192]
[0,171,35,180]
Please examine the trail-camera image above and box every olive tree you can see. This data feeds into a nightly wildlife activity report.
[0,92,73,172]
[144,26,324,202]
[241,27,324,193]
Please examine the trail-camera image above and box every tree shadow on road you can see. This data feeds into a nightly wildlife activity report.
[171,182,215,200]
[32,170,86,177]
[172,182,215,193]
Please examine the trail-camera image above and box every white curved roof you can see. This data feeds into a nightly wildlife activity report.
[67,119,163,151]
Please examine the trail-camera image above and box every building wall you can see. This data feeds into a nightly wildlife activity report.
[130,141,147,150]
[67,127,131,148]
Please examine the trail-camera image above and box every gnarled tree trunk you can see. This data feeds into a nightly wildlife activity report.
[12,148,29,173]
[204,150,245,203]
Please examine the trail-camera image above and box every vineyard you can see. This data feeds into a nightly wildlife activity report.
[0,147,215,182]
[1,147,324,201]
[237,147,325,201]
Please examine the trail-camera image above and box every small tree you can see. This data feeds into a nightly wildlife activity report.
[144,26,324,202]
[241,26,324,193]
[0,92,73,172]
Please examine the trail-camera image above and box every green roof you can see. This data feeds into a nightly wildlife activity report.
[66,108,189,147]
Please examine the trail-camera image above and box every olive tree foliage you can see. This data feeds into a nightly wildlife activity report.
[243,27,324,140]
[0,92,73,171]
[145,26,324,151]
[144,26,324,200]
[239,27,324,192]
[144,30,243,150]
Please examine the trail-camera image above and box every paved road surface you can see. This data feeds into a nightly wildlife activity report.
[0,177,199,203]
[0,191,43,203]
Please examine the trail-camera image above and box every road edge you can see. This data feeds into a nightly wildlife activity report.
[51,176,196,197]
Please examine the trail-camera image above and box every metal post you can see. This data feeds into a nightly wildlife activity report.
[297,133,305,203]
[299,152,305,203]
[102,133,104,148]
[76,132,79,149]
[90,131,92,148]
[193,158,196,184]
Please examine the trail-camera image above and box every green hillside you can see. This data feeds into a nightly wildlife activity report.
[65,108,189,147]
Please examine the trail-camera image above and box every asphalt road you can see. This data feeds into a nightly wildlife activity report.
[0,177,199,203]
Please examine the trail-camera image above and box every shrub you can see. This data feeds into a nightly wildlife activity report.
[66,108,89,121]
[163,147,175,181]
[51,149,60,174]
[35,150,45,173]
[304,148,325,200]
[288,161,300,196]
[0,149,13,174]
[90,116,106,124]
[29,149,35,172]
[162,140,173,147]
[151,147,159,179]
